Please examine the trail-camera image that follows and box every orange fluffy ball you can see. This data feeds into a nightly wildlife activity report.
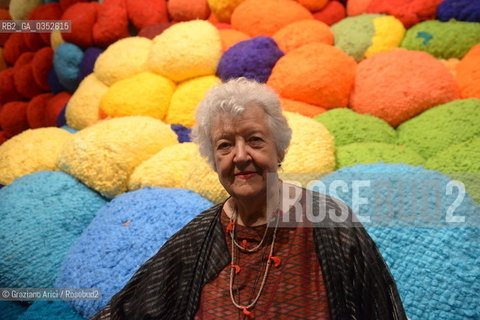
[219,29,250,52]
[267,43,356,109]
[280,98,327,118]
[168,0,210,21]
[456,44,480,99]
[273,19,333,53]
[231,0,313,37]
[296,0,329,12]
[313,0,346,26]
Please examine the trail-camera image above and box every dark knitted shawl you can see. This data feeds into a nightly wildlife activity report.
[91,191,407,320]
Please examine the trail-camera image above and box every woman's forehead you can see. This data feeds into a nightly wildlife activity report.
[211,107,270,137]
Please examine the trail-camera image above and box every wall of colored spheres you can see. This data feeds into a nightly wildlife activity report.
[0,0,479,319]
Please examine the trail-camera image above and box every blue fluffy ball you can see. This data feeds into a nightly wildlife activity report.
[55,187,213,318]
[171,124,192,142]
[17,301,84,320]
[77,47,104,83]
[312,164,480,320]
[216,36,284,83]
[53,42,84,92]
[0,301,27,320]
[0,171,107,289]
[437,0,480,22]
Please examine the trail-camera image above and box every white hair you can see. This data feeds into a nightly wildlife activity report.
[191,78,292,170]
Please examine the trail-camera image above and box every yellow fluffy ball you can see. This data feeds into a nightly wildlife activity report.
[94,37,152,86]
[280,112,335,186]
[166,75,220,127]
[147,20,222,82]
[207,0,245,22]
[0,128,73,185]
[57,116,178,198]
[364,15,406,58]
[9,0,42,20]
[100,72,175,120]
[182,155,229,204]
[50,31,64,51]
[66,74,108,130]
[129,142,199,190]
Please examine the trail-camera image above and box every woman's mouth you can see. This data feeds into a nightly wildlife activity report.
[235,171,257,179]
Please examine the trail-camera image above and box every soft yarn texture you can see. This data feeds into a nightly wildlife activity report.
[207,0,243,22]
[0,68,23,104]
[66,73,107,130]
[314,163,479,319]
[100,72,175,120]
[365,0,440,28]
[92,1,129,48]
[94,37,152,86]
[128,143,199,190]
[9,0,43,20]
[55,187,212,318]
[0,128,72,185]
[397,98,480,159]
[437,0,480,22]
[335,142,425,169]
[272,19,333,53]
[77,47,103,83]
[60,2,98,48]
[280,98,326,118]
[0,101,30,138]
[267,43,356,109]
[313,0,346,26]
[26,93,53,128]
[171,124,192,143]
[350,48,460,127]
[53,42,84,92]
[57,116,178,198]
[315,108,397,147]
[231,0,313,37]
[0,301,27,320]
[168,0,210,22]
[218,29,250,52]
[17,301,84,320]
[147,20,222,82]
[126,0,168,30]
[166,75,220,127]
[401,20,480,59]
[456,44,480,99]
[45,91,71,127]
[2,33,29,65]
[217,36,284,83]
[32,47,53,91]
[0,171,107,289]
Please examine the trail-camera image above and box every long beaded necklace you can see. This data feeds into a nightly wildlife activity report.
[228,207,282,318]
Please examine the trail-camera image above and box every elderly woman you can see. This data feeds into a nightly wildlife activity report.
[91,78,406,320]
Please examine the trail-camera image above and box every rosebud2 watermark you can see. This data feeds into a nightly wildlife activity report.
[0,20,71,33]
[0,288,101,301]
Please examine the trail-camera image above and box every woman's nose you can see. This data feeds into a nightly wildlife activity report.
[233,141,250,163]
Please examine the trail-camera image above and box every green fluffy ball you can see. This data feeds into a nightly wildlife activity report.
[401,20,480,59]
[315,108,397,147]
[397,98,480,159]
[336,142,424,169]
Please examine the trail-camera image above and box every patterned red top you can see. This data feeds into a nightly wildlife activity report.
[194,210,331,320]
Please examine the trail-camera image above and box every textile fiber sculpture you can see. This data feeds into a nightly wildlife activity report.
[57,116,178,198]
[456,44,480,99]
[272,19,333,53]
[17,301,84,320]
[53,42,84,92]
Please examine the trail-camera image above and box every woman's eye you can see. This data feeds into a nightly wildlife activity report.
[249,136,263,143]
[217,142,231,150]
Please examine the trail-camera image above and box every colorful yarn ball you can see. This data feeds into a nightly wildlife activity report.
[45,91,71,127]
[312,0,346,26]
[26,3,62,45]
[281,112,335,184]
[26,94,55,129]
[2,33,30,65]
[314,163,479,319]
[0,171,107,288]
[129,142,199,190]
[166,75,219,127]
[397,99,480,159]
[57,116,178,198]
[94,37,152,86]
[9,0,43,20]
[66,74,107,130]
[126,0,168,30]
[231,0,313,37]
[0,301,27,320]
[0,101,29,138]
[100,72,175,120]
[350,49,460,127]
[14,62,44,99]
[50,31,64,51]
[332,14,405,62]
[61,2,99,48]
[47,68,67,94]
[0,69,23,104]
[267,43,356,109]
[137,22,173,39]
[93,2,129,48]
[171,124,192,143]
[425,137,480,204]
[0,127,72,185]
[0,9,11,47]
[182,155,229,203]
[273,19,333,53]
[0,48,6,71]
[280,98,327,118]
[439,57,459,77]
[346,0,371,16]
[17,301,84,320]
[207,0,243,22]
[365,0,439,28]
[456,44,480,99]
[32,46,53,91]
[148,20,221,82]
[219,29,250,52]
[168,0,210,21]
[77,47,103,83]
[53,42,84,92]
[217,36,283,83]
[296,0,328,12]
[437,0,480,22]
[55,187,212,318]
[401,20,480,60]
[335,142,424,169]
[59,0,90,12]
[315,108,397,147]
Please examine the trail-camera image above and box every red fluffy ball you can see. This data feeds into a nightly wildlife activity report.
[45,92,71,127]
[32,47,53,91]
[61,2,100,48]
[27,93,54,128]
[126,0,169,30]
[93,3,130,48]
[0,69,23,104]
[2,33,30,65]
[0,101,30,138]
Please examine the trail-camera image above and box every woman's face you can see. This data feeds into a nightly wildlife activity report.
[211,104,281,202]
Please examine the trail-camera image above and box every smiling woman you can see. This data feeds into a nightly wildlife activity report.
[91,78,407,320]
